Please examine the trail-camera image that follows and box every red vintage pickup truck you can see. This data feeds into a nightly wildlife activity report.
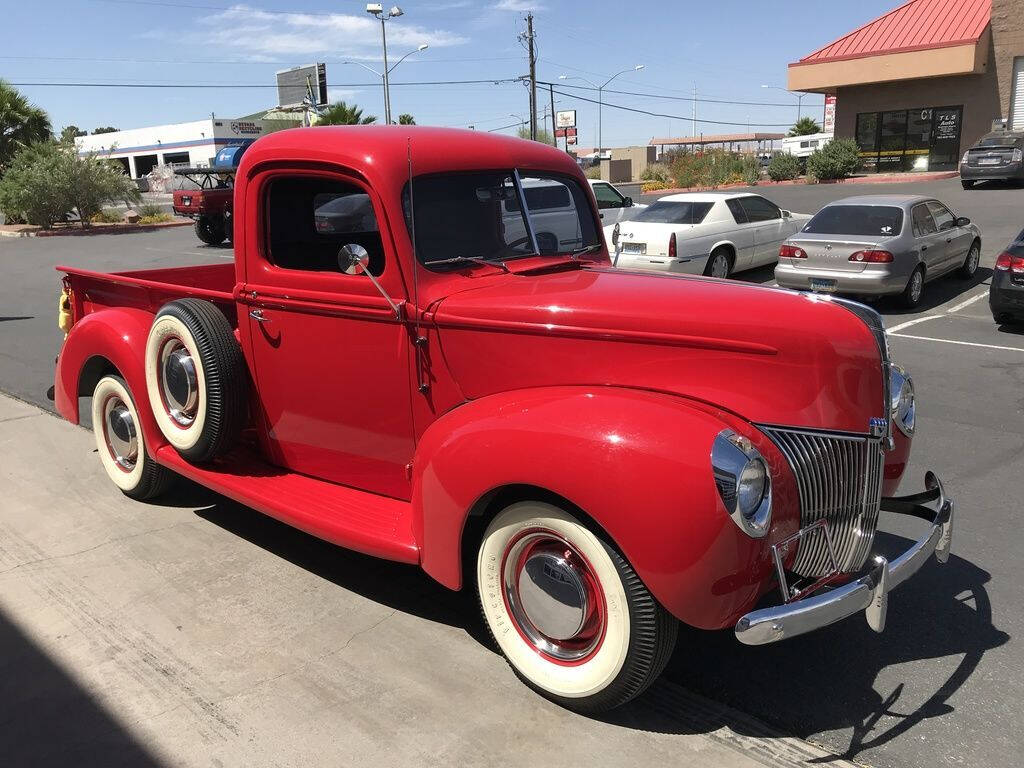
[54,126,953,712]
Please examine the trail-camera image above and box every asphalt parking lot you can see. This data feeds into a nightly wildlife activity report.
[0,176,1022,768]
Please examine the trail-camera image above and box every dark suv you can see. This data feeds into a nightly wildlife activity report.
[960,132,1024,188]
[991,228,1024,324]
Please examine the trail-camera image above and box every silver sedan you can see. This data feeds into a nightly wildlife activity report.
[775,195,981,308]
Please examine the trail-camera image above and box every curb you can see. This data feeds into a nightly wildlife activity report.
[0,219,192,238]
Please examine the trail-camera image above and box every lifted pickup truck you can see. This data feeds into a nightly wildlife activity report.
[55,126,953,712]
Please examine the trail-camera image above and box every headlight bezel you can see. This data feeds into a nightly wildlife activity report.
[889,364,916,437]
[711,430,772,538]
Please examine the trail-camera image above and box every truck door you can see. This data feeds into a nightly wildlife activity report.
[241,171,415,500]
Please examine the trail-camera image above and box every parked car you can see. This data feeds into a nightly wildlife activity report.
[171,142,254,245]
[775,195,981,308]
[587,178,646,226]
[610,192,811,278]
[990,227,1024,324]
[959,131,1024,188]
[54,126,953,713]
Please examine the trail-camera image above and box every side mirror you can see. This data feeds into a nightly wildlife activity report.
[956,216,971,227]
[624,196,634,207]
[781,209,792,219]
[339,243,370,275]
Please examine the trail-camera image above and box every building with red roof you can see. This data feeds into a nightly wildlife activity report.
[788,0,1023,173]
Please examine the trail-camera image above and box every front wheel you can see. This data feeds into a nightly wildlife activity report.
[477,501,677,712]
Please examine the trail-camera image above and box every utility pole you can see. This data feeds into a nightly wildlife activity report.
[522,13,538,140]
[692,82,697,137]
[549,83,557,147]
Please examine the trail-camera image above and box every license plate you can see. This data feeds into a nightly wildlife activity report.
[979,157,1001,166]
[810,278,837,293]
[181,196,192,205]
[622,242,646,254]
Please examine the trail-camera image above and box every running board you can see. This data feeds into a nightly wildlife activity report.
[155,445,420,564]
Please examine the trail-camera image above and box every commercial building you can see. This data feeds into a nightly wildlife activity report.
[75,116,299,178]
[788,0,1024,172]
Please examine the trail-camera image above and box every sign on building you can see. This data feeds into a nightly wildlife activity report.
[556,110,577,129]
[823,94,837,133]
[276,63,328,108]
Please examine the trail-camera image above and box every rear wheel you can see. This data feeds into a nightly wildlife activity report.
[958,240,980,279]
[477,501,677,713]
[91,375,174,500]
[901,266,925,309]
[195,215,225,245]
[704,247,732,279]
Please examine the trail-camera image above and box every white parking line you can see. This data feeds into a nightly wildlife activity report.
[886,315,942,333]
[885,289,989,334]
[888,333,1024,353]
[944,290,988,314]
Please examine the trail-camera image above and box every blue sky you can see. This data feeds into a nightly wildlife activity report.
[3,0,898,145]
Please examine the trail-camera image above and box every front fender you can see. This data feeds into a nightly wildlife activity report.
[413,386,799,630]
[55,307,165,455]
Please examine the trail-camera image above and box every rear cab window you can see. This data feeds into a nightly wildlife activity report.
[634,200,714,224]
[802,205,904,237]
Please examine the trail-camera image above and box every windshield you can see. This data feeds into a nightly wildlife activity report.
[801,205,903,237]
[976,134,1023,148]
[403,170,600,266]
[634,200,713,224]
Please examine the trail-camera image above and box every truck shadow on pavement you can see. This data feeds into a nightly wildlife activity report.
[0,607,164,768]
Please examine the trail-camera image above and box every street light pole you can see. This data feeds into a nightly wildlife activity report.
[367,4,408,125]
[761,84,808,124]
[560,64,643,157]
[342,43,426,124]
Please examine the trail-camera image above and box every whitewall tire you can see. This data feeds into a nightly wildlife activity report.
[477,501,677,712]
[91,375,173,499]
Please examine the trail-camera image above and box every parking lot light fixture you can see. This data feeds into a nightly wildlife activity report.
[366,3,407,124]
[761,84,807,122]
[560,65,644,157]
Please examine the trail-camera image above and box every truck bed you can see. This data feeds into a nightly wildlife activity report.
[58,262,237,324]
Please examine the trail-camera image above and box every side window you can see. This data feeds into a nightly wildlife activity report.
[266,176,384,276]
[592,183,624,209]
[725,198,748,224]
[926,201,956,231]
[739,196,781,223]
[911,204,937,237]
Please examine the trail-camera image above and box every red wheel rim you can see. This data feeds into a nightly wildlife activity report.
[500,528,607,666]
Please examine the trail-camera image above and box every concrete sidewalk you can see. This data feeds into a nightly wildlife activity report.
[0,393,858,768]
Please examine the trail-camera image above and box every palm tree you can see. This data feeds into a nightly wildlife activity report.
[316,102,377,126]
[0,80,52,174]
[398,114,416,125]
[788,116,822,137]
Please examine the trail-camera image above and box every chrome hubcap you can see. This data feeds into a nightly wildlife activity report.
[502,531,605,662]
[103,397,138,471]
[712,255,728,278]
[910,273,922,301]
[160,340,198,426]
[968,247,979,272]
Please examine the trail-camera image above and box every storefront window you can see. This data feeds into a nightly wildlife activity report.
[855,112,879,172]
[878,110,907,173]
[905,108,933,171]
[853,105,962,173]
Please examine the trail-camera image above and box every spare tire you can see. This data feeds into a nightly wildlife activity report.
[145,298,246,462]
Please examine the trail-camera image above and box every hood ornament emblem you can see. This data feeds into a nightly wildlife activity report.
[869,417,886,438]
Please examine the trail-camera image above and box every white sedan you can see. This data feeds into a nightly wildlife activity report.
[608,192,811,278]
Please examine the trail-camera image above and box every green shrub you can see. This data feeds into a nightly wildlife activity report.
[90,208,123,223]
[806,138,860,181]
[139,213,172,224]
[767,152,802,181]
[640,164,670,183]
[741,155,761,186]
[137,202,164,218]
[668,149,760,189]
[584,165,601,179]
[641,180,668,192]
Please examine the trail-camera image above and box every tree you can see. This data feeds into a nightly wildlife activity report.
[0,142,139,229]
[60,125,87,143]
[0,79,52,175]
[316,102,377,126]
[788,116,822,136]
[516,125,554,145]
[398,113,416,125]
[92,126,119,134]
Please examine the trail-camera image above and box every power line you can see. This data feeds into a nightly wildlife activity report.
[547,81,802,108]
[0,54,524,66]
[9,78,521,89]
[89,0,338,15]
[547,86,793,129]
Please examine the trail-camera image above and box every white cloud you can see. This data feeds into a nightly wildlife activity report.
[194,5,467,60]
[494,0,542,10]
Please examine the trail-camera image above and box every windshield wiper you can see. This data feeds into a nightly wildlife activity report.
[568,244,602,258]
[423,255,510,272]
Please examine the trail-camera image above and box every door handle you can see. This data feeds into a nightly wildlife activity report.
[921,245,928,251]
[249,308,270,322]
[946,238,953,243]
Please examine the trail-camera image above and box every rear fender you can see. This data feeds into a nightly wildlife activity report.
[55,307,166,455]
[413,385,797,629]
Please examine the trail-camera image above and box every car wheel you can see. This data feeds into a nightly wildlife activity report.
[91,375,175,500]
[961,180,973,190]
[195,215,225,245]
[145,299,247,463]
[901,266,925,309]
[477,501,677,713]
[958,240,981,279]
[704,248,732,279]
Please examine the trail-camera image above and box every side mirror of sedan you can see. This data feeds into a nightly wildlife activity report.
[624,196,634,207]
[781,209,792,219]
[956,216,971,227]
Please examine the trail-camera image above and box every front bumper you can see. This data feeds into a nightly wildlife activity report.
[775,262,908,296]
[734,472,953,645]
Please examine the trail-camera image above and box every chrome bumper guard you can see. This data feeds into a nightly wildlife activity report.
[734,471,954,646]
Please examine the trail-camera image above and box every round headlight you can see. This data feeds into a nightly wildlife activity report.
[889,365,915,437]
[737,458,767,517]
[711,430,772,538]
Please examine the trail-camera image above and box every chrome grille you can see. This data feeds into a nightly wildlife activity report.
[762,426,884,577]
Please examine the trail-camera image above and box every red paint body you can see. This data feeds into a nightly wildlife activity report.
[54,126,909,630]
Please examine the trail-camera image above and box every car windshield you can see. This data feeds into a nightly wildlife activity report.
[976,135,1023,148]
[802,205,903,237]
[633,200,713,224]
[403,170,600,266]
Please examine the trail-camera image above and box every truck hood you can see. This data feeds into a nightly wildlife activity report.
[433,266,885,434]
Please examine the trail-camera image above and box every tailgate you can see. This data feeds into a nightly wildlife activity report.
[965,146,1018,167]
[786,238,880,273]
